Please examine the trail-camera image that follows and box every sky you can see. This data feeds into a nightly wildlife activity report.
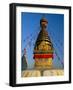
[21,12,64,69]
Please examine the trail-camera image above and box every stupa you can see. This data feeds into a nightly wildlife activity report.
[33,17,54,70]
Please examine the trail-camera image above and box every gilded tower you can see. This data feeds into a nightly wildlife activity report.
[33,17,53,69]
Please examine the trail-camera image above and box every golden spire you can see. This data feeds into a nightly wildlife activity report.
[34,17,53,50]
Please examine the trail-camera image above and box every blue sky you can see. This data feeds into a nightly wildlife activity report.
[21,12,64,69]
